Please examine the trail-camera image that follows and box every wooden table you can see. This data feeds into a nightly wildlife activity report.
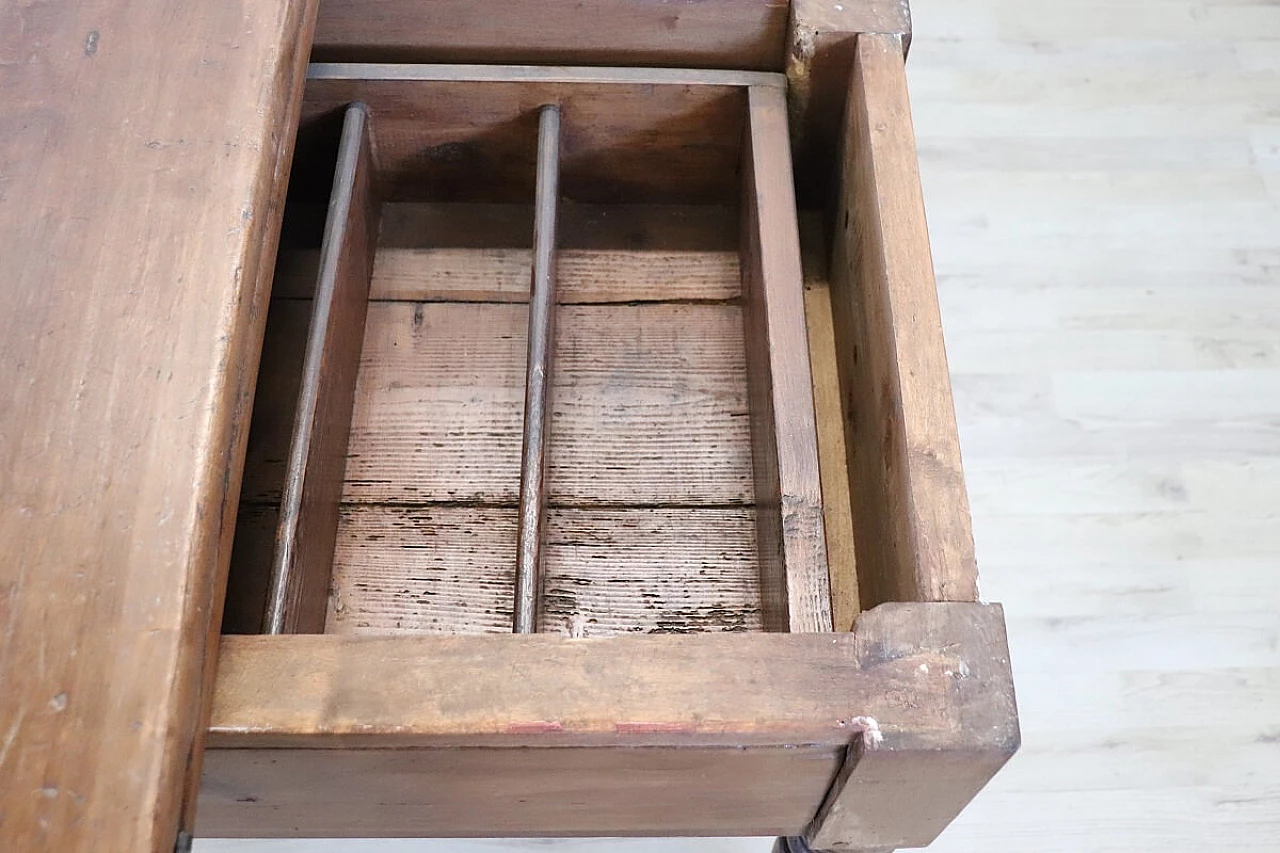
[0,3,1017,851]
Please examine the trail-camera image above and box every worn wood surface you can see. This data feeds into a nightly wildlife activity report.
[787,0,913,205]
[0,1,317,850]
[341,302,753,505]
[267,103,378,634]
[276,247,742,303]
[514,105,562,634]
[800,216,861,633]
[806,605,1018,851]
[312,0,790,70]
[201,603,1016,836]
[301,66,782,205]
[201,745,837,838]
[238,300,754,506]
[324,506,761,635]
[330,299,753,633]
[741,86,831,633]
[829,33,978,609]
[209,603,1009,745]
[231,204,761,635]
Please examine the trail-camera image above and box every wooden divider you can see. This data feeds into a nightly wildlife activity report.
[741,86,832,633]
[827,34,978,610]
[514,105,562,634]
[265,103,380,634]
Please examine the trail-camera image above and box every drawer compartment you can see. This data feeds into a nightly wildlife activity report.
[225,65,830,638]
[205,43,1015,853]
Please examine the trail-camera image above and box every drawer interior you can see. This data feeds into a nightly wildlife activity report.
[225,66,837,637]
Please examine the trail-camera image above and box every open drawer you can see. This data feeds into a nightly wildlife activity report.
[200,41,1017,853]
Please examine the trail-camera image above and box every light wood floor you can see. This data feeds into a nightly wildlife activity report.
[200,0,1280,850]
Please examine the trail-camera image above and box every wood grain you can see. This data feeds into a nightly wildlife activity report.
[311,0,790,71]
[805,605,1019,851]
[342,301,526,503]
[300,67,780,205]
[741,86,832,633]
[829,33,979,608]
[787,0,913,205]
[199,745,837,838]
[514,105,562,634]
[0,1,317,849]
[274,247,742,303]
[325,506,761,636]
[267,103,379,634]
[209,603,1012,747]
[340,302,753,505]
[236,233,761,636]
[201,604,1017,836]
[801,217,861,633]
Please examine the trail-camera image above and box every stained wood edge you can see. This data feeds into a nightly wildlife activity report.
[804,606,1019,852]
[787,1,912,207]
[206,602,1012,749]
[265,103,379,634]
[830,34,979,609]
[173,2,323,844]
[307,62,787,89]
[514,105,562,634]
[310,0,789,71]
[742,86,832,633]
[199,744,838,838]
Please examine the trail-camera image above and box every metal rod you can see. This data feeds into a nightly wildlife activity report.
[513,104,561,634]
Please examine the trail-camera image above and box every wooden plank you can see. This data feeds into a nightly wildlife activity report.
[275,247,742,303]
[343,301,526,503]
[201,604,1017,836]
[327,506,517,635]
[828,33,979,608]
[199,744,837,838]
[0,1,317,849]
[300,67,780,205]
[338,302,752,506]
[325,506,760,636]
[266,103,379,634]
[311,0,790,71]
[741,86,832,633]
[208,603,1012,747]
[787,0,913,206]
[805,606,1019,851]
[515,105,562,634]
[801,216,861,633]
[378,202,739,251]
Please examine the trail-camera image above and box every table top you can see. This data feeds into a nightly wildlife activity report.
[0,2,313,849]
